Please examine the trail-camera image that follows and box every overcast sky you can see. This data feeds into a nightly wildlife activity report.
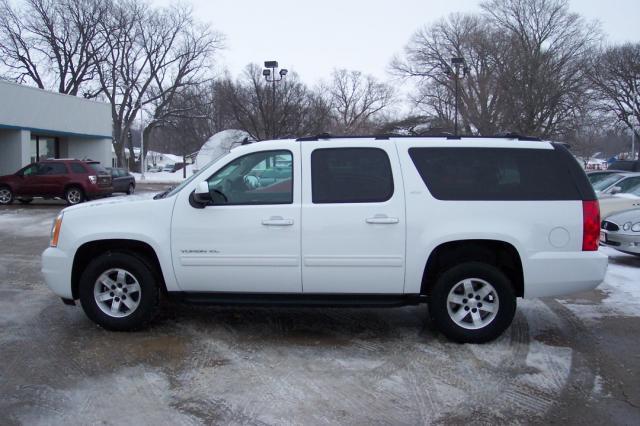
[154,0,640,84]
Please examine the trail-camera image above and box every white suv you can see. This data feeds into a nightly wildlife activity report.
[42,135,608,343]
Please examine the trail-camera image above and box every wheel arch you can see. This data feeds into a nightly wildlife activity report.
[420,239,524,298]
[71,239,167,300]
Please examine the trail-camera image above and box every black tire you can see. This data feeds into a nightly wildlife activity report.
[428,261,516,344]
[78,251,160,331]
[18,197,33,204]
[0,186,14,205]
[126,183,135,195]
[65,186,85,205]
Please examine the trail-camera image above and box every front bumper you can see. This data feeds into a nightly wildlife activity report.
[523,251,608,298]
[600,229,640,254]
[42,247,74,299]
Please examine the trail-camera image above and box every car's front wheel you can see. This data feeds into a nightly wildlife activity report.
[0,186,14,205]
[79,252,159,331]
[428,261,516,343]
[65,186,85,205]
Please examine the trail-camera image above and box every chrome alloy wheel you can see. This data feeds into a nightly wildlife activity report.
[93,268,142,318]
[66,188,82,204]
[0,188,12,204]
[446,278,499,330]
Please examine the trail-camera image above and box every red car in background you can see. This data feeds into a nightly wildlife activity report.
[0,159,112,205]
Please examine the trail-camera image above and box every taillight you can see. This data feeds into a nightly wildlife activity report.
[582,200,600,251]
[88,175,97,184]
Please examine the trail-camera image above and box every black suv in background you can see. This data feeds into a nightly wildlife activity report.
[106,168,136,195]
[608,160,640,172]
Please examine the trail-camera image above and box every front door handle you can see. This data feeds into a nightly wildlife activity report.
[262,216,294,226]
[365,215,399,224]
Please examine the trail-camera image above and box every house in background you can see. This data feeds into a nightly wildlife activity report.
[0,80,112,175]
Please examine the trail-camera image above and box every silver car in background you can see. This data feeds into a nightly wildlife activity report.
[600,208,640,256]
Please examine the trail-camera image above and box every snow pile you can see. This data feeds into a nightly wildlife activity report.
[196,129,251,170]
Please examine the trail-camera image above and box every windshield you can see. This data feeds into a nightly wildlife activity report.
[588,172,616,185]
[593,174,623,191]
[87,163,109,174]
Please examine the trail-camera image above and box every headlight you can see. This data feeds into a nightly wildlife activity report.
[632,222,640,232]
[50,213,63,247]
[88,175,97,184]
[623,222,632,231]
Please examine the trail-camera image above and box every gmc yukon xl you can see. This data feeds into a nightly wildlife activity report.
[42,135,608,343]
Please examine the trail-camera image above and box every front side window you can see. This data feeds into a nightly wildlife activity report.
[616,176,640,193]
[20,164,39,176]
[206,150,293,205]
[311,148,394,203]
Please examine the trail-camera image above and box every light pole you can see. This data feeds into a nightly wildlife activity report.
[139,106,145,181]
[445,57,469,136]
[262,60,288,140]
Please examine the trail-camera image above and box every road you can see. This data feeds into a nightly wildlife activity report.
[1,189,639,425]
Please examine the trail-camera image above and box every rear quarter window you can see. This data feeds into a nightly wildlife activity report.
[408,147,583,201]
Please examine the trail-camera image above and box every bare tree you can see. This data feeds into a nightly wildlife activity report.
[481,0,599,137]
[218,64,330,141]
[0,0,109,95]
[95,0,222,169]
[326,69,395,134]
[391,14,502,135]
[589,43,640,157]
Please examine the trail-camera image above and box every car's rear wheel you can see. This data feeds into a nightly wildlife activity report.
[79,252,159,331]
[428,261,516,343]
[126,183,135,195]
[65,186,85,205]
[0,187,14,205]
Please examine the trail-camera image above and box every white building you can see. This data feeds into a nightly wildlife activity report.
[0,80,112,175]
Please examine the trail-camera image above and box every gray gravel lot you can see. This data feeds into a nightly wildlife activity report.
[1,189,639,425]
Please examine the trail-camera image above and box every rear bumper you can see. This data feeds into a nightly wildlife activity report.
[523,251,608,298]
[42,247,74,299]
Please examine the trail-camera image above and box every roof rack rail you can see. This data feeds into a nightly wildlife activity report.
[294,133,542,142]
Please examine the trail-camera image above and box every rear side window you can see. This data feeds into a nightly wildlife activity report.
[311,148,394,203]
[87,163,108,174]
[408,147,581,200]
[70,163,86,174]
[40,162,68,175]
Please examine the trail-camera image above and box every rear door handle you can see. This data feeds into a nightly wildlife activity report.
[262,216,294,226]
[365,215,399,224]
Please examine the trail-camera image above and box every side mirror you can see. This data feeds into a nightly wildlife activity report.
[190,181,212,208]
[609,186,622,195]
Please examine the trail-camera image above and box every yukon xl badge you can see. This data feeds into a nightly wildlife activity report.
[181,249,220,254]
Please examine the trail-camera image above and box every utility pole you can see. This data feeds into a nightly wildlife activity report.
[140,107,145,181]
[262,60,288,140]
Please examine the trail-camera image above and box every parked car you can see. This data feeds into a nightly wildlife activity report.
[106,167,136,195]
[587,170,623,185]
[600,208,640,256]
[0,159,112,205]
[42,136,607,343]
[162,164,176,172]
[147,166,162,173]
[591,172,639,194]
[608,160,640,172]
[599,180,640,218]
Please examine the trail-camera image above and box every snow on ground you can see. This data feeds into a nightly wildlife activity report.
[559,246,640,319]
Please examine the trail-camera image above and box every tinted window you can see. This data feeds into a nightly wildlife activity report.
[206,150,293,205]
[70,163,87,174]
[40,163,67,175]
[311,148,394,203]
[20,164,39,176]
[409,147,581,201]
